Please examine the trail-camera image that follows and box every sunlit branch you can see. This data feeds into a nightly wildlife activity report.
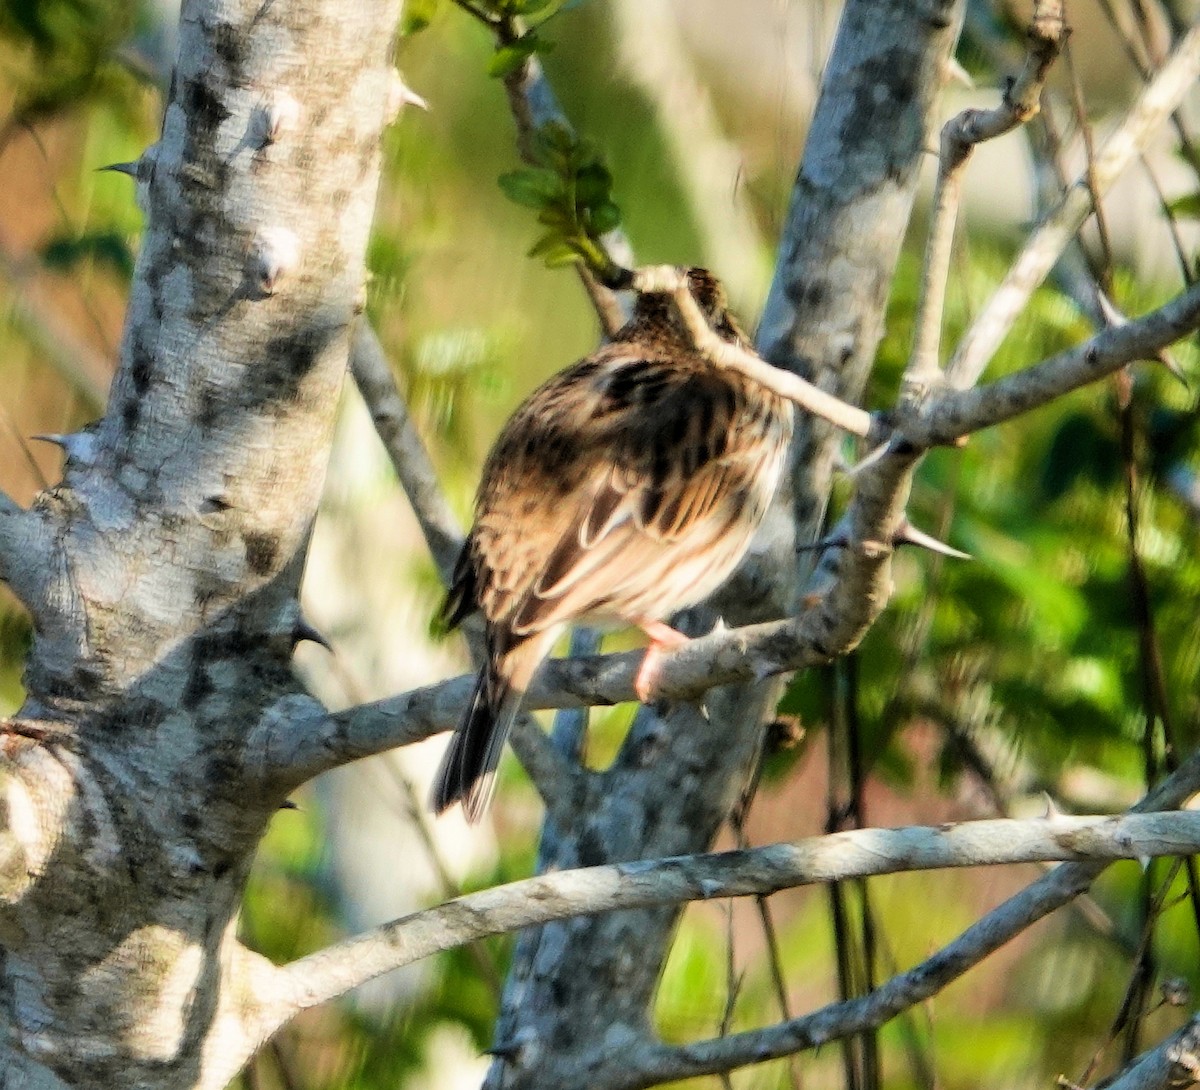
[634,265,875,438]
[945,21,1200,388]
[263,806,1200,1045]
[907,0,1065,387]
[908,278,1200,445]
[609,749,1200,1088]
[1103,1013,1200,1090]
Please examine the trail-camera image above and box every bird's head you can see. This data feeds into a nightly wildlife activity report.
[626,266,748,348]
[683,267,748,346]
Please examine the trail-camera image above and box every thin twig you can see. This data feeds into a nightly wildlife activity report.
[634,265,874,437]
[453,1,631,333]
[910,277,1200,445]
[945,22,1200,388]
[907,0,1065,388]
[349,325,464,586]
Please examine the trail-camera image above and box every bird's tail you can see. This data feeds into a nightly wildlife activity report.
[430,668,524,822]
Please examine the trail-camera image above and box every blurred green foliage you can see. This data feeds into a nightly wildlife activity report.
[1,1,1200,1089]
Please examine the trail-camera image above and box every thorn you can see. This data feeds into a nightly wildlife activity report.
[98,160,139,177]
[1041,793,1063,819]
[1096,289,1188,386]
[1153,348,1189,388]
[98,144,158,213]
[294,618,333,652]
[894,519,971,560]
[388,72,429,118]
[254,92,301,146]
[484,1042,520,1062]
[844,438,894,478]
[944,57,975,88]
[1095,288,1123,328]
[32,431,98,466]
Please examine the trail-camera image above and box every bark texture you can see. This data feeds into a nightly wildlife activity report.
[0,0,399,1086]
[484,3,965,1087]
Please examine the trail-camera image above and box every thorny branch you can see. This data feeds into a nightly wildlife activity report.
[598,749,1200,1090]
[278,269,1200,780]
[908,277,1200,444]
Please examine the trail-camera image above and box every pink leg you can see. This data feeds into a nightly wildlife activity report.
[633,620,689,703]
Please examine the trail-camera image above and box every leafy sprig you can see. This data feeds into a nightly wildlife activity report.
[498,121,623,277]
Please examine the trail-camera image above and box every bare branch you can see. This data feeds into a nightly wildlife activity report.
[0,492,52,615]
[945,21,1200,388]
[907,0,1065,387]
[908,278,1200,445]
[634,265,874,438]
[263,807,1200,1038]
[349,324,463,585]
[1104,1014,1200,1090]
[606,749,1200,1089]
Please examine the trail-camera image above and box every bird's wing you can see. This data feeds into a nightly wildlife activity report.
[469,348,789,640]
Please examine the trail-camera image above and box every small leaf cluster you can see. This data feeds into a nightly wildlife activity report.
[498,121,621,274]
[404,0,582,69]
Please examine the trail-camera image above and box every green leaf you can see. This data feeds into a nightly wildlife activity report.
[488,36,538,78]
[1038,412,1118,502]
[573,161,612,207]
[400,0,440,33]
[586,199,621,234]
[40,231,134,280]
[527,230,567,258]
[529,237,580,267]
[497,168,563,209]
[1166,192,1200,218]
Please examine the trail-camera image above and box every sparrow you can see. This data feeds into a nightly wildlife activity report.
[431,267,794,821]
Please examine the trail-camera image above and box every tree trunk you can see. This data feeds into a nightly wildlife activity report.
[0,0,399,1086]
[485,3,964,1087]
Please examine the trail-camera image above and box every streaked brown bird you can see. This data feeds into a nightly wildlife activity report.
[431,267,794,821]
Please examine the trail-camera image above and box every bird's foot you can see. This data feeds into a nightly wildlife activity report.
[634,620,689,702]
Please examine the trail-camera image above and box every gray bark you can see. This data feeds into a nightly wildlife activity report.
[0,0,399,1086]
[5,1,1200,1088]
[484,3,965,1088]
